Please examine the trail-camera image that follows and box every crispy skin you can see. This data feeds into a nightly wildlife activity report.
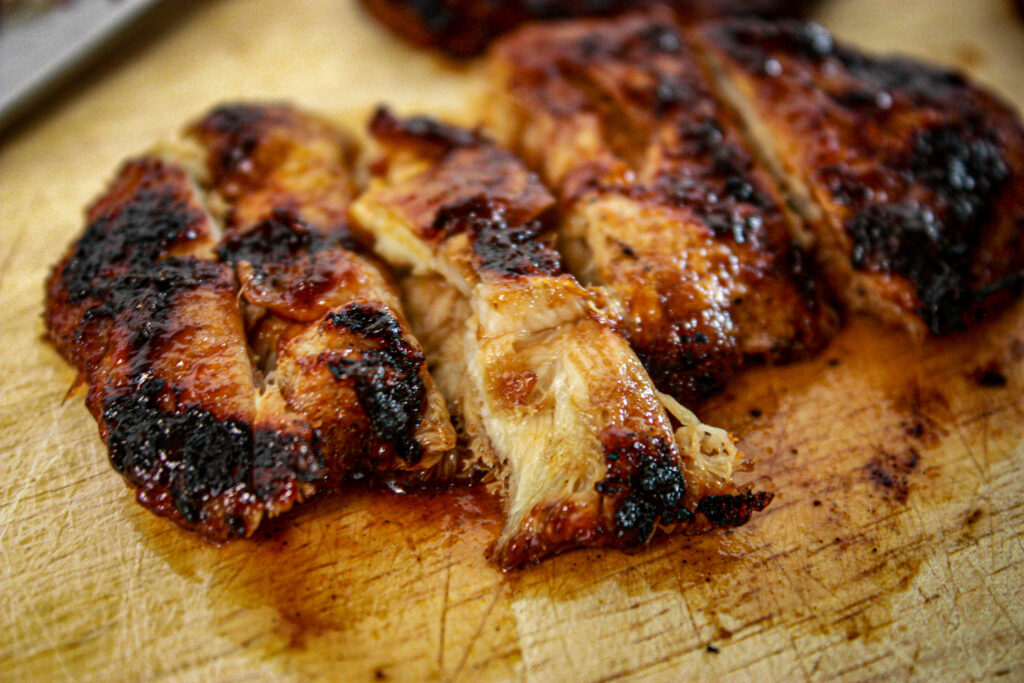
[351,109,770,568]
[361,0,812,57]
[696,19,1024,336]
[44,104,454,540]
[487,11,836,403]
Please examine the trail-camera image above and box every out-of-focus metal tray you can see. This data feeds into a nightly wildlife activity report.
[0,0,162,131]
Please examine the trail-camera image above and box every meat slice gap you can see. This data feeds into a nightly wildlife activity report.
[44,103,455,540]
[351,108,771,569]
[484,8,837,405]
[692,18,1024,337]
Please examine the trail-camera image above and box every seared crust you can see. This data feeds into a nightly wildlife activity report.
[487,10,836,403]
[360,0,812,57]
[44,104,455,540]
[695,19,1024,336]
[352,109,770,568]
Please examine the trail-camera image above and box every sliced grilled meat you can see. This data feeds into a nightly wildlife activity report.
[361,0,813,57]
[486,10,836,403]
[695,19,1024,336]
[44,104,454,540]
[351,109,770,568]
[186,104,455,477]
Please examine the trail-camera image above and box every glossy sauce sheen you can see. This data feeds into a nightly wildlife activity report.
[698,19,1024,335]
[489,12,837,403]
[43,105,455,540]
[123,304,1024,677]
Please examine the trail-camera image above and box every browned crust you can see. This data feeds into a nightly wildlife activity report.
[696,19,1024,335]
[43,104,455,541]
[359,111,772,569]
[489,11,837,403]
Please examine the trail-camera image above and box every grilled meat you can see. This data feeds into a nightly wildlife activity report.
[486,10,836,403]
[361,0,813,57]
[351,109,771,568]
[695,19,1024,336]
[44,104,454,540]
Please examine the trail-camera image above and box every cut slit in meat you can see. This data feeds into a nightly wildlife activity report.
[485,9,837,405]
[693,18,1024,337]
[351,108,771,569]
[43,103,455,540]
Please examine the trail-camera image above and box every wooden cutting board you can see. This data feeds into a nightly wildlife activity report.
[1,0,1023,680]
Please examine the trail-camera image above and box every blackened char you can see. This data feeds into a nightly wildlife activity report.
[432,197,563,277]
[596,425,693,543]
[104,377,324,532]
[324,303,428,464]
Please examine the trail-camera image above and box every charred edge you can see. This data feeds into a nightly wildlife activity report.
[696,490,773,528]
[103,378,324,532]
[215,209,345,266]
[843,122,1010,334]
[431,196,562,277]
[595,425,692,544]
[369,107,482,156]
[61,165,207,307]
[324,303,427,464]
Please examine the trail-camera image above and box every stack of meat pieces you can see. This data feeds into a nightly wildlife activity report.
[45,11,1024,568]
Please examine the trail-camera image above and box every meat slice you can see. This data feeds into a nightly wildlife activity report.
[44,104,455,539]
[361,0,813,57]
[351,109,771,568]
[486,10,836,403]
[695,19,1024,336]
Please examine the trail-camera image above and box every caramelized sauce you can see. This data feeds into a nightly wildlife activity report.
[129,299,1023,674]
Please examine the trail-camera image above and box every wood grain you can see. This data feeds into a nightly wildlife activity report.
[1,0,1023,680]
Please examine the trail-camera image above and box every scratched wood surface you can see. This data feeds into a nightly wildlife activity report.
[1,0,1023,680]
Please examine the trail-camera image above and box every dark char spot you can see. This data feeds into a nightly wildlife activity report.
[63,177,205,306]
[104,378,324,530]
[215,209,340,266]
[696,490,774,528]
[82,257,230,362]
[596,426,693,543]
[325,303,427,464]
[972,361,1008,387]
[846,122,1010,333]
[432,196,562,277]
